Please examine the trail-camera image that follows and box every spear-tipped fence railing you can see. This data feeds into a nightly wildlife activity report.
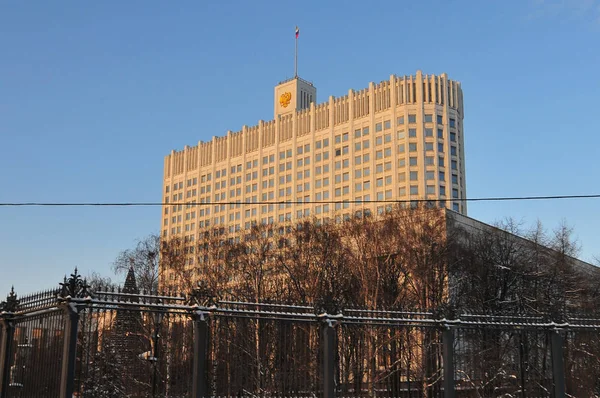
[2,269,600,397]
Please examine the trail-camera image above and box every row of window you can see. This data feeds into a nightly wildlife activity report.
[165,168,463,223]
[164,197,464,239]
[167,124,460,194]
[168,141,460,202]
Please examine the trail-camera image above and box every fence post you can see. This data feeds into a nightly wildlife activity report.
[56,268,89,398]
[59,301,80,398]
[442,325,455,398]
[191,310,210,398]
[0,287,19,398]
[320,315,338,398]
[0,318,15,398]
[551,329,566,398]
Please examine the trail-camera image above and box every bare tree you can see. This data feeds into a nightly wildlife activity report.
[112,233,188,294]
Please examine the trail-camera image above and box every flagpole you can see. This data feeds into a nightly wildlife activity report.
[294,30,298,78]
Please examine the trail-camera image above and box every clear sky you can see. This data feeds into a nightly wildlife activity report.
[1,0,599,297]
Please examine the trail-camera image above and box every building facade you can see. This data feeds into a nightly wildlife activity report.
[161,71,465,242]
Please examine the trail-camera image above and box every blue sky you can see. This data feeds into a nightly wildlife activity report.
[1,0,599,297]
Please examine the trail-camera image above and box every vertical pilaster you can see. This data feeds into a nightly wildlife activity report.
[321,317,337,398]
[442,326,455,398]
[191,311,210,398]
[551,330,566,398]
[59,302,80,398]
[0,317,15,398]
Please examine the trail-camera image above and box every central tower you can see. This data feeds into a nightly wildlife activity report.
[274,77,317,119]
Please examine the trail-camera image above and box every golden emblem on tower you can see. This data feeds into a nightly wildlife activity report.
[279,92,292,108]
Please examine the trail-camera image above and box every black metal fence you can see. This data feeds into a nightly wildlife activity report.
[2,269,600,397]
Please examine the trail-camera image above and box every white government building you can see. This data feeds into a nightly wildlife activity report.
[161,71,466,243]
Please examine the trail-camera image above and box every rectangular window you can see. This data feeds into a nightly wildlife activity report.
[452,174,458,184]
[437,115,443,124]
[410,171,418,181]
[438,143,444,153]
[376,136,382,146]
[398,172,406,182]
[409,157,417,166]
[384,120,391,130]
[363,140,370,149]
[425,128,433,137]
[398,144,405,154]
[397,116,405,125]
[355,129,361,139]
[408,114,417,124]
[323,138,329,147]
[362,127,369,136]
[450,132,456,142]
[425,142,434,151]
[410,185,418,195]
[438,129,444,139]
[452,188,459,198]
[451,146,457,156]
[424,114,433,123]
[409,129,417,138]
[375,123,382,132]
[426,185,435,194]
[397,130,405,139]
[449,118,456,128]
[355,142,361,151]
[425,171,434,180]
[451,160,458,170]
[439,171,445,182]
[439,185,446,195]
[399,187,406,196]
[409,143,417,152]
[425,156,434,165]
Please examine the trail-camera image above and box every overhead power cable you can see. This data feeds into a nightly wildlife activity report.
[0,194,599,207]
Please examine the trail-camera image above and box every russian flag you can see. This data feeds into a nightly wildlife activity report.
[295,26,299,39]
